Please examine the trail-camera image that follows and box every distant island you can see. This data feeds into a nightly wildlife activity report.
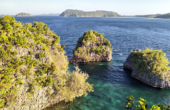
[59,9,121,17]
[135,13,170,19]
[1,10,169,19]
[135,14,161,18]
[0,14,4,17]
[16,13,33,17]
[155,13,170,19]
[59,9,170,19]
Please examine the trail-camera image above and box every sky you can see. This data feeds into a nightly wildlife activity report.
[0,0,170,15]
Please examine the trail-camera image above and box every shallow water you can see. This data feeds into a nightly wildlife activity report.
[15,16,170,110]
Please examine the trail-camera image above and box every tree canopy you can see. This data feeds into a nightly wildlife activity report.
[0,15,93,109]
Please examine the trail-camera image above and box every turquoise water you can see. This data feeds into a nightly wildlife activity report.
[15,16,170,110]
[45,62,170,110]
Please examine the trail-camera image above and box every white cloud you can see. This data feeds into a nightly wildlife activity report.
[67,4,74,7]
[4,2,15,7]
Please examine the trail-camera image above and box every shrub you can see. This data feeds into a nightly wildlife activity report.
[74,30,112,59]
[125,96,134,110]
[95,47,104,55]
[24,23,32,30]
[37,52,45,58]
[91,47,96,52]
[0,99,5,108]
[105,40,111,47]
[125,96,169,110]
[61,45,65,49]
[28,50,34,55]
[77,47,83,53]
[56,66,94,102]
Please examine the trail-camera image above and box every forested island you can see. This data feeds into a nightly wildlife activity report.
[59,9,121,17]
[16,13,33,17]
[155,13,170,19]
[0,15,93,110]
[135,14,161,18]
[59,9,170,19]
[135,13,170,19]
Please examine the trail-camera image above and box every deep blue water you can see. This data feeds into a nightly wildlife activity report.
[15,16,170,110]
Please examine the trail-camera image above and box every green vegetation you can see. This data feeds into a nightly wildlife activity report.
[126,96,135,109]
[59,9,121,17]
[131,48,170,80]
[74,30,112,61]
[28,50,34,54]
[125,96,170,110]
[16,13,33,17]
[135,13,170,19]
[0,15,93,109]
[37,52,45,58]
[155,13,170,19]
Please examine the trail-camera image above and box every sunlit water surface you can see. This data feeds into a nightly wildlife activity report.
[15,16,170,110]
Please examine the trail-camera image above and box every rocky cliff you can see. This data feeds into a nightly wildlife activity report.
[124,48,170,89]
[0,16,93,110]
[69,30,112,63]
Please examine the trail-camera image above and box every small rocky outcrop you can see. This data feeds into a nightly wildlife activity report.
[0,16,93,110]
[69,30,112,63]
[124,48,170,89]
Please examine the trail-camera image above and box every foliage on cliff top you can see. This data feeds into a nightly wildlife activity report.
[73,30,112,61]
[131,47,170,80]
[126,96,170,110]
[0,15,93,109]
[75,29,111,48]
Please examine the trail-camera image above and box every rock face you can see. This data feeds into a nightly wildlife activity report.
[69,30,112,63]
[124,48,170,89]
[0,16,93,110]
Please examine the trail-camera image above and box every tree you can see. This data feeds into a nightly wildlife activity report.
[136,97,147,110]
[125,96,169,110]
[126,96,134,110]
